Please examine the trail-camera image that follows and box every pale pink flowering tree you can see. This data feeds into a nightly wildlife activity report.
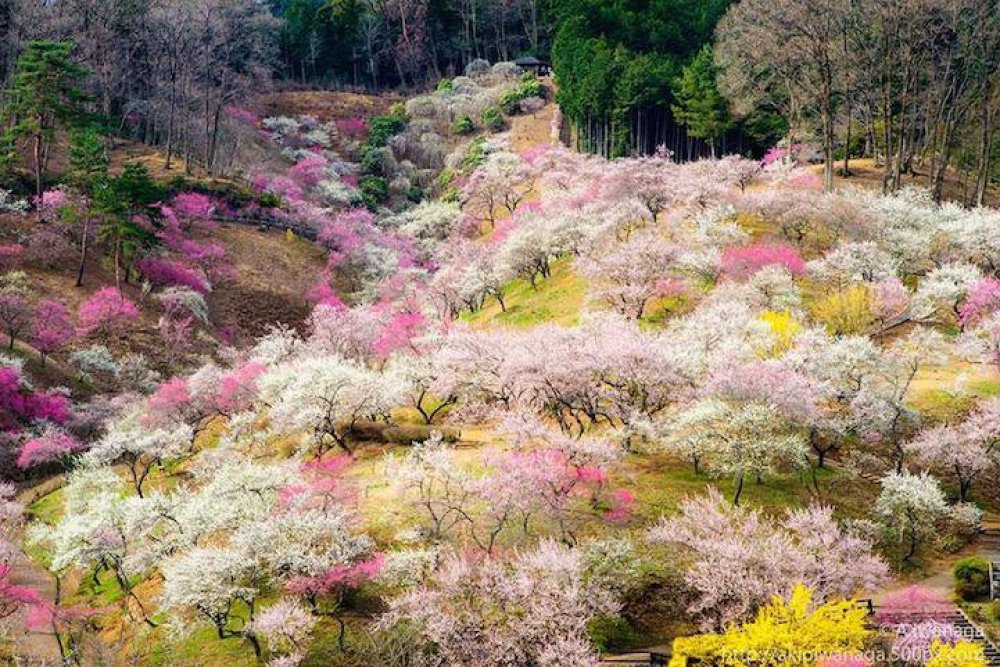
[577,232,679,319]
[649,488,888,630]
[875,586,953,625]
[904,397,1000,501]
[381,541,618,667]
[959,277,1000,329]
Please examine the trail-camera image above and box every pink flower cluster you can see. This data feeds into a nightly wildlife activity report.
[137,257,210,293]
[720,242,806,280]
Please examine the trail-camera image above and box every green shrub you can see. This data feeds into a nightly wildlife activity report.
[518,72,545,98]
[462,136,488,171]
[498,88,523,115]
[482,106,506,132]
[436,78,453,92]
[359,175,389,209]
[955,556,991,601]
[587,614,636,652]
[367,114,407,148]
[257,192,282,209]
[389,102,408,118]
[451,115,475,135]
[360,147,387,175]
[404,185,423,203]
[499,73,546,114]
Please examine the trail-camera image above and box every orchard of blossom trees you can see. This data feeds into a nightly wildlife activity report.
[6,81,1000,665]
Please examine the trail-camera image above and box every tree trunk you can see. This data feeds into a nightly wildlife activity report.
[76,216,91,287]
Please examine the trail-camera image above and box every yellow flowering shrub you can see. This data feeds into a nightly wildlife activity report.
[926,640,987,667]
[759,310,802,355]
[669,585,870,667]
[810,285,878,336]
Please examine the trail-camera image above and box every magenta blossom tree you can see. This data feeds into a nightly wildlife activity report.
[136,257,210,293]
[0,365,71,433]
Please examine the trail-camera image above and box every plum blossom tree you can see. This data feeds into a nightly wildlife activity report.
[577,232,679,319]
[661,399,807,503]
[904,399,1000,501]
[257,355,408,455]
[390,432,472,541]
[720,243,806,280]
[77,287,140,341]
[912,262,982,324]
[0,294,31,350]
[135,256,210,293]
[649,488,888,630]
[30,299,74,365]
[460,150,535,226]
[0,362,71,433]
[381,540,618,666]
[17,426,84,469]
[876,472,979,562]
[958,278,1000,329]
[82,418,193,496]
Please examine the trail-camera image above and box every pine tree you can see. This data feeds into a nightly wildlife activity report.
[671,46,732,157]
[2,40,88,198]
[67,126,108,287]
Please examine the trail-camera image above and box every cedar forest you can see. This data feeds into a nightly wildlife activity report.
[3,1,1000,666]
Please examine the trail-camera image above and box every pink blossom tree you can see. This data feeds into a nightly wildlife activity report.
[959,277,1000,329]
[0,364,71,433]
[136,256,210,293]
[17,427,84,469]
[77,287,140,341]
[720,243,806,280]
[30,300,74,365]
[875,586,953,625]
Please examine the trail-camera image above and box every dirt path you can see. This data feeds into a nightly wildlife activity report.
[6,481,65,665]
[508,78,559,154]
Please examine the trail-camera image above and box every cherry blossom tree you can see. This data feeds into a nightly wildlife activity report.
[0,294,31,350]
